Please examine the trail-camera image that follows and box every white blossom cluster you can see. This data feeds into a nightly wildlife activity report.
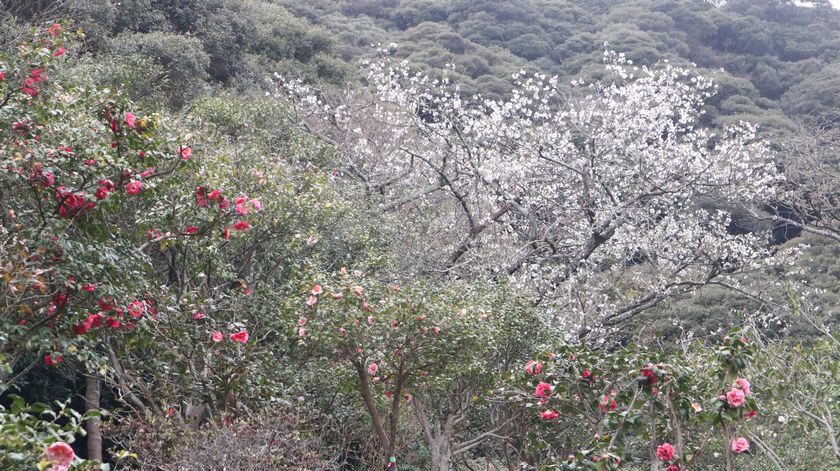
[275,51,786,337]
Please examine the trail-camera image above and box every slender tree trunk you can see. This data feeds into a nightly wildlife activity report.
[85,373,102,461]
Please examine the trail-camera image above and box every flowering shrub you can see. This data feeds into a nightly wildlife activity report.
[0,395,98,470]
[511,332,758,470]
[294,272,545,468]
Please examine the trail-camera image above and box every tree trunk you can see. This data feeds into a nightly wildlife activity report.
[85,373,102,461]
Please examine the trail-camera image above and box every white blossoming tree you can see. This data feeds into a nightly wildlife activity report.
[281,50,784,337]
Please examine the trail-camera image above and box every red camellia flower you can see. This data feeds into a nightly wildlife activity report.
[230,330,249,343]
[534,382,552,398]
[125,180,142,195]
[745,410,758,419]
[107,317,121,328]
[539,409,559,420]
[195,186,207,207]
[208,189,222,200]
[640,365,658,384]
[44,354,62,366]
[127,301,145,319]
[656,443,675,461]
[0,71,5,81]
[53,47,66,57]
[212,331,223,343]
[223,226,229,240]
[185,226,199,234]
[665,465,679,471]
[45,441,74,470]
[47,23,63,37]
[524,360,542,375]
[232,221,250,231]
[98,298,115,311]
[218,197,229,209]
[87,313,103,328]
[180,146,192,160]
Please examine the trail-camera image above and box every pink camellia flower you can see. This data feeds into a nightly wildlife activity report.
[534,382,552,398]
[306,295,317,307]
[53,47,66,57]
[352,286,364,297]
[223,226,230,240]
[433,327,441,336]
[127,301,145,319]
[125,112,136,127]
[81,283,95,292]
[193,312,206,320]
[235,202,249,215]
[250,198,262,211]
[734,378,751,396]
[311,284,323,295]
[368,363,379,375]
[0,71,5,81]
[665,465,680,471]
[45,441,74,471]
[141,167,155,178]
[726,387,746,408]
[230,330,249,343]
[208,189,222,200]
[524,360,542,375]
[338,327,347,335]
[298,317,308,326]
[44,354,62,366]
[331,292,343,299]
[540,409,559,420]
[298,327,306,337]
[233,221,250,231]
[125,180,142,195]
[180,146,192,160]
[367,316,375,325]
[211,331,223,343]
[656,443,675,461]
[731,437,750,453]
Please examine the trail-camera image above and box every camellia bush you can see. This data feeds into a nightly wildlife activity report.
[511,332,759,470]
[293,273,546,469]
